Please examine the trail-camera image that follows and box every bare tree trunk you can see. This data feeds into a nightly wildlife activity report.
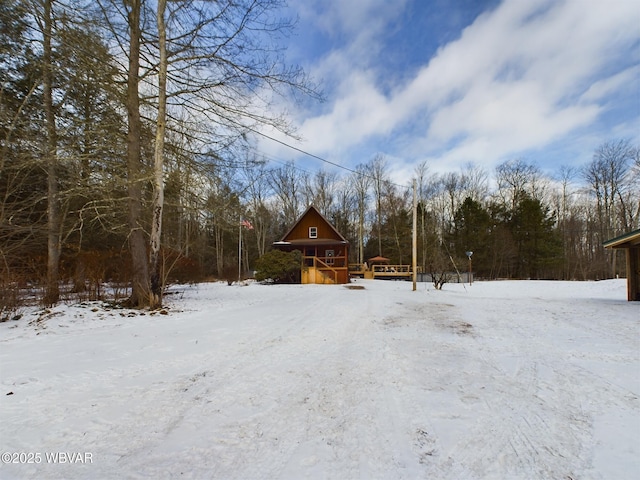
[371,155,387,257]
[350,164,370,265]
[125,0,150,308]
[251,208,269,258]
[558,166,577,280]
[42,0,60,306]
[215,225,224,276]
[149,0,167,309]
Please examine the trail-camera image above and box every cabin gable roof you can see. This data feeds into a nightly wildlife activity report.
[278,205,348,245]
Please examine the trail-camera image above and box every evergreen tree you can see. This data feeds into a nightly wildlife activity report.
[0,0,48,290]
[511,195,562,279]
[451,197,492,278]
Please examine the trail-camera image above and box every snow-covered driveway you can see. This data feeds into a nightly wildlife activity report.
[1,279,638,479]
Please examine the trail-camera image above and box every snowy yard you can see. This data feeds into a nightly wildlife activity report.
[1,279,638,479]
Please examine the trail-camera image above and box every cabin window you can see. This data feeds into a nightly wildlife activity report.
[326,250,334,265]
[309,227,317,238]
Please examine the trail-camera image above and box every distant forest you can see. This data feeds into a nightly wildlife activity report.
[1,1,639,312]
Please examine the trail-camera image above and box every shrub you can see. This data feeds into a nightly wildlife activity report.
[254,250,302,284]
[222,264,238,285]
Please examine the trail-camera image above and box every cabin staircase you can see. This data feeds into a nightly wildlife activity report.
[302,257,338,284]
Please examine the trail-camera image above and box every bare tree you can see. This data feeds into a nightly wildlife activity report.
[37,0,61,306]
[583,139,636,277]
[414,161,439,270]
[382,182,411,264]
[122,0,151,307]
[242,158,273,257]
[630,147,640,226]
[331,177,356,254]
[442,171,466,233]
[460,162,488,202]
[428,174,450,243]
[94,0,320,306]
[148,0,167,308]
[304,169,338,216]
[350,164,372,265]
[555,165,579,279]
[495,158,543,209]
[269,161,304,228]
[370,154,388,257]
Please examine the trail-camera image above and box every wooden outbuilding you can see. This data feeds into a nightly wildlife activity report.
[603,228,640,301]
[273,205,350,284]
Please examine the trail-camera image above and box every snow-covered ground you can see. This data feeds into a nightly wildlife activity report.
[1,279,638,480]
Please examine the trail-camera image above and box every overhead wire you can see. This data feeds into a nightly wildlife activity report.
[241,124,413,191]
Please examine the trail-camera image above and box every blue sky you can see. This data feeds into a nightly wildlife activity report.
[256,0,639,184]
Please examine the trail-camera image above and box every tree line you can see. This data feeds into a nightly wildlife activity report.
[1,1,639,314]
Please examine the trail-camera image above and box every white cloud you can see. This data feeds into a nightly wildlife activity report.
[296,0,408,42]
[264,0,639,175]
[412,0,638,170]
[300,71,391,148]
[580,66,640,103]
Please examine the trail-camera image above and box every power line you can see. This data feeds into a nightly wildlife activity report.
[246,126,411,190]
[250,149,317,177]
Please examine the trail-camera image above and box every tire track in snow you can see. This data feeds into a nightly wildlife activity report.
[395,298,597,480]
[113,284,424,479]
[422,294,635,480]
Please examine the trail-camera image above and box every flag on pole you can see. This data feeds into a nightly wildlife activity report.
[240,219,254,229]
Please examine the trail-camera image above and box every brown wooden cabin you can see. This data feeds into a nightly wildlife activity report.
[273,205,349,284]
[604,228,640,301]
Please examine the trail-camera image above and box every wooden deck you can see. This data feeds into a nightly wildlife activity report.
[349,263,421,280]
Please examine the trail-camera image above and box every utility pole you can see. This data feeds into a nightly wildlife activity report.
[412,178,417,291]
[238,219,242,283]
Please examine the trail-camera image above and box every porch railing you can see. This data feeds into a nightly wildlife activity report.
[303,256,347,284]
